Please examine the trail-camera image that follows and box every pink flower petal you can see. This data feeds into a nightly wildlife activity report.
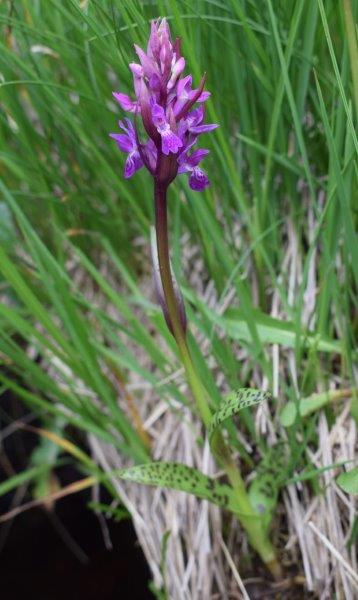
[189,167,210,191]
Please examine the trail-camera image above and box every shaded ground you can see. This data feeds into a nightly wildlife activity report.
[0,474,153,600]
[0,392,153,600]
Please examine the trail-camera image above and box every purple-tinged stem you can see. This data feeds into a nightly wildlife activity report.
[153,181,282,579]
[154,180,212,427]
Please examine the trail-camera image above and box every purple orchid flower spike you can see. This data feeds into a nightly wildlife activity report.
[110,17,218,342]
[110,16,218,190]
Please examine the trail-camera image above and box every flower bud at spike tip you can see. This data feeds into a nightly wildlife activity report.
[110,17,218,189]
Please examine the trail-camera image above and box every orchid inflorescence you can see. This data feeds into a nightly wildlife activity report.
[110,18,218,191]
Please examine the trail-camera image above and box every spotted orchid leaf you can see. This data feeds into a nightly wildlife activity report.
[248,445,287,531]
[115,462,243,513]
[208,388,271,446]
[248,474,278,531]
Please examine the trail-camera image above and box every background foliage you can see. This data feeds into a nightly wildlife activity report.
[0,0,357,557]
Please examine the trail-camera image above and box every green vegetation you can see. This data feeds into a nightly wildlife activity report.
[0,0,357,590]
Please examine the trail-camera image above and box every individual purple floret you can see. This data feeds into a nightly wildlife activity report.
[178,148,210,191]
[109,119,143,178]
[110,18,218,190]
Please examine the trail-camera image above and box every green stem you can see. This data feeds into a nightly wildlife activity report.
[342,0,358,118]
[154,181,282,578]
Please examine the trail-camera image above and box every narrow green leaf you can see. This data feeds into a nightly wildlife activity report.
[219,308,343,354]
[280,389,356,427]
[0,465,52,498]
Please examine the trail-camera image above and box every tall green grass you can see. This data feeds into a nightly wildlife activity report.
[0,0,357,548]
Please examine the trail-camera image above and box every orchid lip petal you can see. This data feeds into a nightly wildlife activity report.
[161,129,183,155]
[124,151,143,178]
[189,167,210,191]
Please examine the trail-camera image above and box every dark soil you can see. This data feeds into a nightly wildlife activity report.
[0,483,154,600]
[0,391,154,600]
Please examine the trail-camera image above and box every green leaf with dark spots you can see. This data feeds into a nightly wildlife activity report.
[248,473,278,531]
[116,462,242,513]
[248,444,288,530]
[208,388,271,445]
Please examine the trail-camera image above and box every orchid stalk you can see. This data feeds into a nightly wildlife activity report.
[110,18,281,579]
